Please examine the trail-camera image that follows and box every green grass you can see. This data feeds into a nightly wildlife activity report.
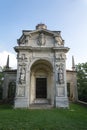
[0,103,87,130]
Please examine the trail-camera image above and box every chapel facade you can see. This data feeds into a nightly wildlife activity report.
[2,24,78,108]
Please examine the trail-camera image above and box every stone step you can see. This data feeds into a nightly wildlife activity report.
[29,104,53,109]
[34,99,50,104]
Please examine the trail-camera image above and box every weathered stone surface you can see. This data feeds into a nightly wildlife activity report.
[13,24,70,108]
[2,24,78,108]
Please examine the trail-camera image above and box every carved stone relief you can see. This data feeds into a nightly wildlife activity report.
[37,33,46,45]
[56,53,66,61]
[55,36,64,46]
[18,66,26,84]
[19,35,30,46]
[56,63,64,84]
[18,53,27,62]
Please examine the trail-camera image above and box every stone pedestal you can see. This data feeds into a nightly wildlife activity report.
[55,97,69,108]
[14,97,29,108]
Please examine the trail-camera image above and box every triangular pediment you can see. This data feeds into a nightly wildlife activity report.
[17,24,64,47]
[23,29,61,37]
[18,29,63,45]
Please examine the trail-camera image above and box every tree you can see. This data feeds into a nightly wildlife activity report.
[0,67,4,99]
[0,65,12,100]
[76,62,87,102]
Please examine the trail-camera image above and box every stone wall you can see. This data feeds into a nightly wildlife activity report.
[66,70,78,101]
[2,69,78,103]
[2,70,16,100]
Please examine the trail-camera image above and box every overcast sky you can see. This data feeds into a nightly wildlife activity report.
[0,0,87,69]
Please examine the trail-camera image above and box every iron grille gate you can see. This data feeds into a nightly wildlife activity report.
[36,78,47,98]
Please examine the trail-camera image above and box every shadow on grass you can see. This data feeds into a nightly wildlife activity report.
[0,103,13,109]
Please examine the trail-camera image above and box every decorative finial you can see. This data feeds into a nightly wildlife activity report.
[36,23,47,30]
[72,56,75,71]
[6,55,9,69]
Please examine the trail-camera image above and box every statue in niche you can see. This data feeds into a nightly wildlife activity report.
[37,33,46,45]
[19,67,26,84]
[56,64,64,84]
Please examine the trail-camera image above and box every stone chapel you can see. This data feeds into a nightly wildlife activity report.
[2,24,78,108]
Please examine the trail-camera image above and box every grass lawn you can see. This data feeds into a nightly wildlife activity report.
[0,103,87,130]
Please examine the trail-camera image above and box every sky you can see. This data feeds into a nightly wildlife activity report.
[0,0,87,69]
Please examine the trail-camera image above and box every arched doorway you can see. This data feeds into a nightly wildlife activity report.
[8,81,16,103]
[30,59,53,104]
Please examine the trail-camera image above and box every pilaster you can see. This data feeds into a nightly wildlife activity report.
[54,49,69,108]
[14,53,29,108]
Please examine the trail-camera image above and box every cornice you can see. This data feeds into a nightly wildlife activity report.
[14,46,70,53]
[14,46,53,52]
[53,47,70,53]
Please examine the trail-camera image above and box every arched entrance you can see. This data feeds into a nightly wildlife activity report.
[8,81,16,103]
[30,59,54,105]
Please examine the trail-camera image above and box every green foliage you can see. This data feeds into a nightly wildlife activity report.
[0,103,87,130]
[76,62,87,102]
[0,69,4,99]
